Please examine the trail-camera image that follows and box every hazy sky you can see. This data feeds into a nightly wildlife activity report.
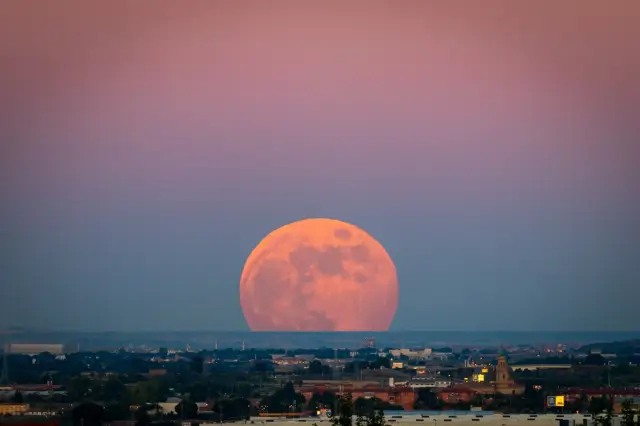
[1,1,639,332]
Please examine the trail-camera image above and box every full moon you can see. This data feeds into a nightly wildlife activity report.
[239,218,398,331]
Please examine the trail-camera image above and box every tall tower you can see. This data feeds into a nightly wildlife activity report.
[496,355,511,385]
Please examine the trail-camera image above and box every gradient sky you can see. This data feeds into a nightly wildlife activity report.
[1,0,639,332]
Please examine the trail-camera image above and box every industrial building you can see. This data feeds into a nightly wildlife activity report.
[4,343,66,355]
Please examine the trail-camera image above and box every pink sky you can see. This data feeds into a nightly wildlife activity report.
[0,1,638,331]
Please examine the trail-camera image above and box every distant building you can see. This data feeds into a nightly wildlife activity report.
[437,354,525,398]
[438,387,478,404]
[0,403,29,415]
[493,355,525,394]
[147,369,167,377]
[389,349,432,360]
[10,384,65,396]
[430,352,452,360]
[472,367,491,383]
[5,343,65,355]
[466,354,524,395]
[511,363,572,371]
[405,377,452,389]
[297,381,416,410]
[271,356,309,366]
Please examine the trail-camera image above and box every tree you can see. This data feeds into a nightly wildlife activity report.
[365,409,386,426]
[212,398,251,421]
[130,379,168,405]
[371,357,391,370]
[589,396,607,417]
[187,382,209,402]
[309,391,337,412]
[413,389,441,410]
[253,361,271,374]
[354,397,388,417]
[592,396,613,426]
[99,378,126,402]
[308,393,323,412]
[11,391,24,403]
[321,392,337,410]
[190,356,204,375]
[600,408,613,426]
[355,400,386,426]
[68,376,92,400]
[584,354,607,366]
[621,400,636,426]
[175,399,199,419]
[332,394,354,426]
[73,402,105,426]
[103,403,131,422]
[134,405,152,426]
[309,360,324,375]
[260,381,306,413]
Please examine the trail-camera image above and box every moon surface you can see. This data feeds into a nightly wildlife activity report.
[239,218,398,331]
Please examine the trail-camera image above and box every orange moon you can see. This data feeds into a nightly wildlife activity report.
[239,218,398,331]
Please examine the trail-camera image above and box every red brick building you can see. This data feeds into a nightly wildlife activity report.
[298,383,416,410]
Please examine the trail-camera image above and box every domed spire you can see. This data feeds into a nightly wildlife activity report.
[499,345,508,358]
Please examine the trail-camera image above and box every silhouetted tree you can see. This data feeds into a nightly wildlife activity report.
[187,382,208,402]
[309,360,324,375]
[590,395,613,417]
[175,399,199,419]
[73,402,105,426]
[190,356,204,375]
[103,403,131,422]
[99,378,126,402]
[212,397,251,421]
[332,394,354,426]
[68,376,92,400]
[260,381,306,413]
[11,391,24,403]
[253,361,270,374]
[371,357,391,369]
[308,391,337,412]
[584,354,606,366]
[413,389,441,410]
[591,395,613,426]
[621,400,636,426]
[356,397,395,417]
[364,408,386,426]
[134,405,152,426]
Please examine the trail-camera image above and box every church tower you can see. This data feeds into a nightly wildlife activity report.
[496,354,511,385]
[493,353,525,395]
